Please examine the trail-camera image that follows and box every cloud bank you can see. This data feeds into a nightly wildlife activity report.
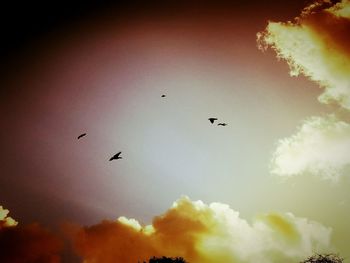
[70,196,331,263]
[0,198,333,262]
[258,0,350,180]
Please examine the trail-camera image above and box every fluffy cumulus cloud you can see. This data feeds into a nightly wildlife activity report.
[0,199,334,262]
[69,196,332,263]
[257,0,350,179]
[270,115,350,180]
[0,206,63,263]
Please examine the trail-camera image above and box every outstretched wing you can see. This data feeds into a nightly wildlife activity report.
[208,118,217,124]
[77,133,87,139]
[109,152,122,161]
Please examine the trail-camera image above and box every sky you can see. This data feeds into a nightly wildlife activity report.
[1,0,350,262]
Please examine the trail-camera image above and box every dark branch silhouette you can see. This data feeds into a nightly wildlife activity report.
[77,133,87,139]
[208,118,218,124]
[109,152,122,161]
[301,253,343,263]
[141,256,187,263]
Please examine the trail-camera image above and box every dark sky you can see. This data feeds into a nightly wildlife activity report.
[0,0,308,60]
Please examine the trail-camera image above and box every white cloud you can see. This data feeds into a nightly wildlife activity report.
[270,115,350,180]
[258,0,350,180]
[258,0,350,110]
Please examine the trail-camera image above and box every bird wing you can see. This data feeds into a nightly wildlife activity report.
[77,133,86,139]
[109,152,122,161]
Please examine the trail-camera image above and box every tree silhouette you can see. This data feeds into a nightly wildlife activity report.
[140,256,188,263]
[301,254,343,263]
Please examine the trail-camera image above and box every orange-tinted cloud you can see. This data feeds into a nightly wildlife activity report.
[0,198,334,263]
[69,197,211,263]
[258,0,350,180]
[0,206,63,263]
[69,196,332,263]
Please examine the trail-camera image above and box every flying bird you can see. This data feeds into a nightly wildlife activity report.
[161,94,166,97]
[77,133,87,139]
[208,118,218,124]
[218,123,228,126]
[109,152,122,161]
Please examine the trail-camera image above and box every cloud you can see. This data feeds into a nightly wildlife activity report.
[257,0,350,179]
[0,199,334,263]
[0,206,63,263]
[0,206,18,228]
[257,0,350,109]
[270,115,350,180]
[69,196,332,263]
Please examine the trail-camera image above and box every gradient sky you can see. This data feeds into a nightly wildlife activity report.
[1,0,349,261]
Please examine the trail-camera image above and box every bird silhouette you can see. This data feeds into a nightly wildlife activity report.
[161,94,166,97]
[77,133,87,139]
[208,118,218,124]
[218,123,228,126]
[109,152,122,161]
